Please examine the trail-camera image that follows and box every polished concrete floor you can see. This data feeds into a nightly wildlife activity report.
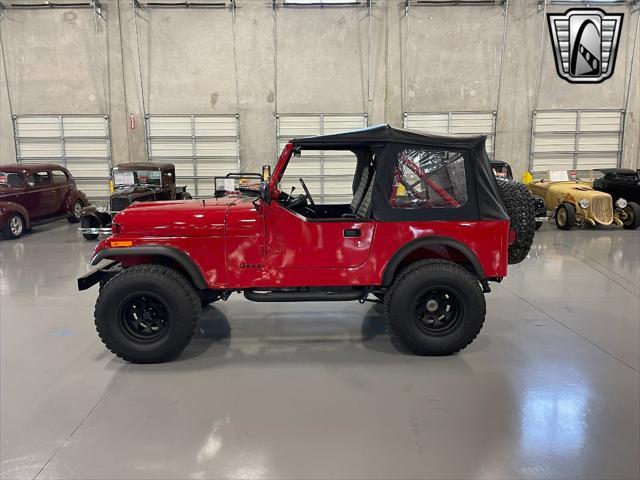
[1,221,639,480]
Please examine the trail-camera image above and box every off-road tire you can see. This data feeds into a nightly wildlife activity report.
[67,200,83,223]
[81,216,99,240]
[622,202,640,230]
[496,179,536,264]
[95,264,201,363]
[2,214,25,240]
[555,203,576,230]
[385,260,486,356]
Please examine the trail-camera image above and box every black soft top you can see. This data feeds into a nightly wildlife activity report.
[293,124,486,150]
[291,124,507,222]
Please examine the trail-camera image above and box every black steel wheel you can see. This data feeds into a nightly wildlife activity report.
[413,287,463,336]
[621,202,640,230]
[385,260,486,356]
[95,264,201,363]
[119,293,170,342]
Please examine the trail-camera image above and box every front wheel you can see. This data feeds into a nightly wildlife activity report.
[94,264,202,363]
[385,261,486,356]
[555,203,576,230]
[81,216,99,240]
[2,214,25,240]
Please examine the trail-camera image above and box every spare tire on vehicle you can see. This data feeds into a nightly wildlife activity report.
[496,179,536,265]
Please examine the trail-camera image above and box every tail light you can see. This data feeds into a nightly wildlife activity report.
[508,228,517,245]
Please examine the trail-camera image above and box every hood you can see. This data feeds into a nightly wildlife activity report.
[113,197,256,237]
[552,183,612,202]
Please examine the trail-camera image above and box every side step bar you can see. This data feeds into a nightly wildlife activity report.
[244,290,365,302]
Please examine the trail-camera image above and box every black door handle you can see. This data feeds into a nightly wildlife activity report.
[344,228,361,238]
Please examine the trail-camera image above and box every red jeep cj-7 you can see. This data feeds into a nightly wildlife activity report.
[78,125,535,363]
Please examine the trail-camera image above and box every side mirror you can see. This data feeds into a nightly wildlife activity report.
[260,164,272,204]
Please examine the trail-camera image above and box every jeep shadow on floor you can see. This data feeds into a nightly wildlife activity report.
[158,303,487,373]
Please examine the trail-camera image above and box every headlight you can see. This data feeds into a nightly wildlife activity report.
[616,198,628,209]
[579,198,589,209]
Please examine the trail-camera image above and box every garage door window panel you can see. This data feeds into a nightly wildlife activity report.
[146,115,239,197]
[531,110,624,172]
[14,115,112,199]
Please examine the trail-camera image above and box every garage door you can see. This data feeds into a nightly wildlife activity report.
[404,112,496,158]
[276,114,368,203]
[14,115,112,199]
[146,114,239,197]
[530,110,624,172]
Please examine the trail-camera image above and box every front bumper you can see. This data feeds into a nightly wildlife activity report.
[79,227,113,235]
[77,260,120,291]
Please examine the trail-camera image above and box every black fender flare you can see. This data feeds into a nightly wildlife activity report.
[381,236,485,286]
[91,246,208,289]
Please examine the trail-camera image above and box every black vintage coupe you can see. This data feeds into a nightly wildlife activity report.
[593,168,640,204]
[79,163,191,240]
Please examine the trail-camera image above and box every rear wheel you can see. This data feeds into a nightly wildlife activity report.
[95,264,201,363]
[621,202,640,230]
[495,180,536,264]
[179,192,192,200]
[555,203,576,230]
[2,214,25,240]
[67,200,83,223]
[385,261,486,356]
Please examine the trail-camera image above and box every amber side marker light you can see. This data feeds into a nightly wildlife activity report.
[110,241,133,248]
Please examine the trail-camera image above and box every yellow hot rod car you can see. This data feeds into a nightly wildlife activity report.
[526,170,640,230]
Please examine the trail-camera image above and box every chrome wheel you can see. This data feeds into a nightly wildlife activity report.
[73,201,82,219]
[9,216,23,237]
[557,208,567,227]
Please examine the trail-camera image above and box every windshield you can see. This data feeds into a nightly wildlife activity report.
[0,172,24,188]
[113,170,162,187]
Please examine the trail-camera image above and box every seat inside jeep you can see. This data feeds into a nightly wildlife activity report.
[282,149,376,221]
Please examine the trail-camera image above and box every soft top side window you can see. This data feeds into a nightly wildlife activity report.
[390,148,468,209]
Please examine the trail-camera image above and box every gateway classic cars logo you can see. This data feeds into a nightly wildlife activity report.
[547,8,623,84]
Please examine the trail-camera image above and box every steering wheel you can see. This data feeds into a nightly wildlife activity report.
[299,178,316,206]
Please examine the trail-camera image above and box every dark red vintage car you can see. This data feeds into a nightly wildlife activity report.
[0,164,89,240]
